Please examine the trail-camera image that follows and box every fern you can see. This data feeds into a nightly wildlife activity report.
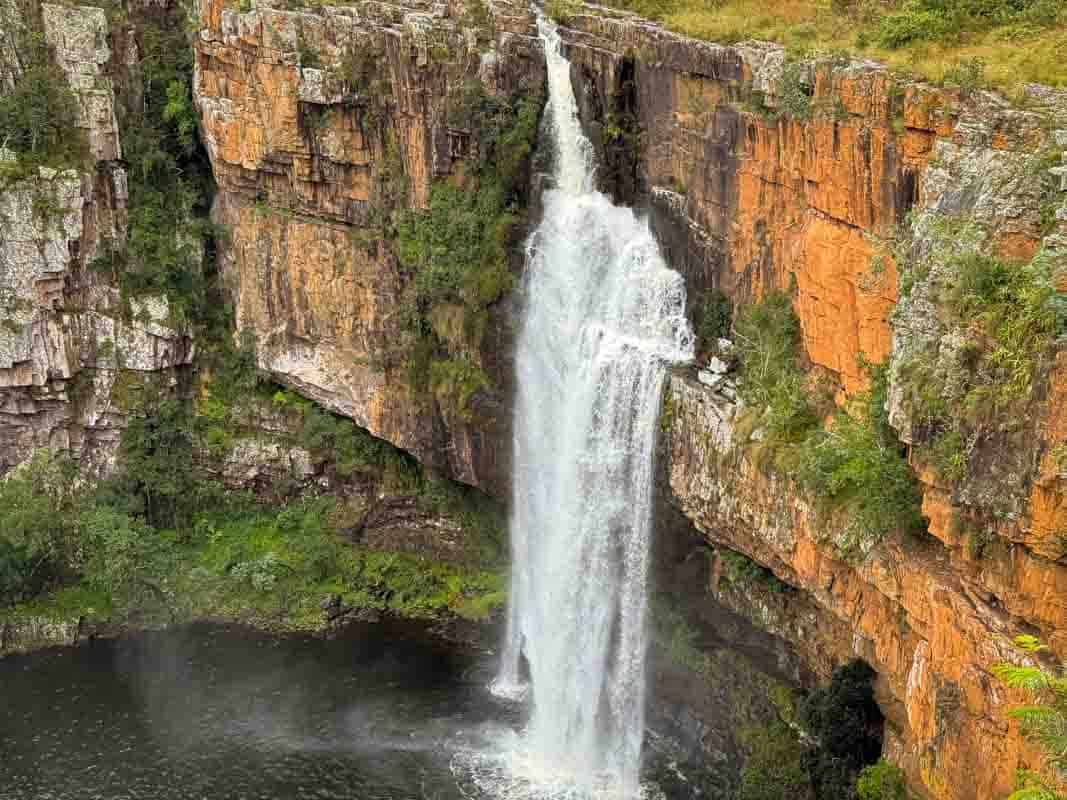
[993,665,1054,692]
[994,639,1067,797]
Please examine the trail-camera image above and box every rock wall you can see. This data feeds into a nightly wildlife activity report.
[0,2,193,477]
[551,7,1067,799]
[194,0,546,496]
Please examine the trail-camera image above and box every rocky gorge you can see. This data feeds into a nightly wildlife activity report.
[1,0,1066,798]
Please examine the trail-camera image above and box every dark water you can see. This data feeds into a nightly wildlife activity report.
[0,623,522,800]
[0,623,718,800]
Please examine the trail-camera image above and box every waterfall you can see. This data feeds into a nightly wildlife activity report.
[493,16,694,798]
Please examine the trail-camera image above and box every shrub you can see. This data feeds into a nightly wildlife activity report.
[696,289,733,351]
[856,759,908,800]
[0,452,81,604]
[796,367,925,559]
[719,548,790,593]
[799,660,883,799]
[734,292,820,449]
[992,636,1067,800]
[943,57,987,93]
[777,61,813,119]
[738,721,814,800]
[877,3,950,48]
[0,24,86,169]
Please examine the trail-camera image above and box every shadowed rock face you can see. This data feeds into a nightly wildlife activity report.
[194,0,547,497]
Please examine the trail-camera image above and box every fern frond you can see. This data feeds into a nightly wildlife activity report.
[1007,705,1063,730]
[994,664,1053,692]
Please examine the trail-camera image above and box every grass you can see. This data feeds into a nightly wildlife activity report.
[733,294,924,559]
[895,220,1066,488]
[598,0,1067,92]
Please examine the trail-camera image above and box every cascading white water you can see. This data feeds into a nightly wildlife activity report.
[492,15,694,799]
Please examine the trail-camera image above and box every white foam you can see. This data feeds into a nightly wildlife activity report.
[494,15,694,800]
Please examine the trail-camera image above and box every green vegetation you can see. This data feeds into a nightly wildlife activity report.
[0,8,87,180]
[895,222,1067,488]
[796,366,926,559]
[799,660,884,799]
[598,0,1067,91]
[734,292,822,456]
[0,405,507,633]
[856,760,909,800]
[696,289,733,353]
[654,591,888,800]
[718,547,791,593]
[396,87,539,413]
[2,331,506,634]
[546,0,582,24]
[993,636,1067,800]
[738,721,813,800]
[733,294,924,559]
[89,6,216,325]
[738,660,885,800]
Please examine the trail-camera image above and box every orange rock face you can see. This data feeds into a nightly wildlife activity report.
[665,373,1059,800]
[195,0,546,493]
[562,9,1067,799]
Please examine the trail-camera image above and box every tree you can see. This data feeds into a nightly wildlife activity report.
[0,30,83,164]
[738,721,814,800]
[799,660,884,799]
[856,759,909,800]
[0,452,81,604]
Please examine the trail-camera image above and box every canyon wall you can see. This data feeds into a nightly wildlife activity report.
[0,1,194,476]
[553,7,1067,799]
[4,0,1067,797]
[195,0,546,496]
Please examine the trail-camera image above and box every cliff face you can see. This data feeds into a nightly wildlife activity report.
[555,8,1067,799]
[0,2,193,476]
[5,1,1067,796]
[194,0,546,495]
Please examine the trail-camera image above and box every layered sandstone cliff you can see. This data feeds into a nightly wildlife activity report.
[194,0,546,495]
[551,7,1067,799]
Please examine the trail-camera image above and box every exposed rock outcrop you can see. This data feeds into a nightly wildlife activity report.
[0,3,193,476]
[194,0,547,495]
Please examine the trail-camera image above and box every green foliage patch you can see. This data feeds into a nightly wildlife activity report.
[0,450,506,630]
[738,721,813,800]
[598,0,1067,91]
[798,660,884,799]
[992,636,1067,800]
[89,6,216,325]
[734,292,822,454]
[696,289,733,353]
[0,12,87,177]
[856,760,909,800]
[396,89,539,413]
[796,366,926,559]
[874,0,1061,49]
[718,547,791,593]
[895,222,1066,487]
[734,294,924,559]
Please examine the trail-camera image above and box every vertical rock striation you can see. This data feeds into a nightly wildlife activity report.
[194,0,546,495]
[0,2,194,476]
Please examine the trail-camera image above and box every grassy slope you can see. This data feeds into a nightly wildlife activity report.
[596,0,1067,92]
